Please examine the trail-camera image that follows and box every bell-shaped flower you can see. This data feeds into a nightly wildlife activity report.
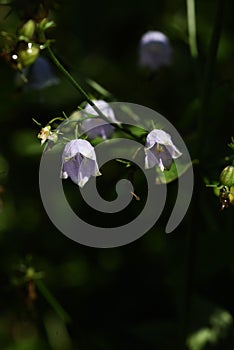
[60,139,101,188]
[16,56,59,90]
[139,31,172,70]
[81,100,119,140]
[145,129,182,171]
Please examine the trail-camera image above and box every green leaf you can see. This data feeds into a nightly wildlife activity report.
[155,159,195,184]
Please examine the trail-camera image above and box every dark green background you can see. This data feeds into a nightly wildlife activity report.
[0,0,234,349]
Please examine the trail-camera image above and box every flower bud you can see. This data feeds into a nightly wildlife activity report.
[220,165,234,187]
[19,20,36,39]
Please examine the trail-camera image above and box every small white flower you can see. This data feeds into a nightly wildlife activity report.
[145,129,182,171]
[38,126,52,145]
[38,125,58,145]
[60,139,101,188]
[139,31,172,70]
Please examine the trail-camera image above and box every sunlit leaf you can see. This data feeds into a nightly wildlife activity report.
[155,159,195,184]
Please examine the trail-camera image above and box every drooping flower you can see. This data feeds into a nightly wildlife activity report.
[60,139,101,188]
[81,100,119,140]
[16,56,59,90]
[139,31,172,70]
[144,129,182,171]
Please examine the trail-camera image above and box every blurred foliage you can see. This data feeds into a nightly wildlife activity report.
[0,0,234,349]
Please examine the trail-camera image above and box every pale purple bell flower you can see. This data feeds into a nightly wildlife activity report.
[60,139,101,188]
[139,31,172,70]
[145,129,182,171]
[81,100,119,140]
[16,56,59,90]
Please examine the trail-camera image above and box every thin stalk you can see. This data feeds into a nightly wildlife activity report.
[35,279,71,324]
[186,0,198,58]
[180,0,226,348]
[44,44,139,140]
[46,46,104,118]
[198,0,226,153]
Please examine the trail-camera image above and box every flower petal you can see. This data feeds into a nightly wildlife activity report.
[146,129,172,148]
[144,148,159,169]
[60,139,101,187]
[61,139,96,163]
[81,118,115,140]
[62,155,82,184]
[139,31,172,70]
[81,100,119,140]
[16,56,60,90]
[84,100,118,124]
[144,129,182,171]
[78,157,101,188]
[145,129,182,159]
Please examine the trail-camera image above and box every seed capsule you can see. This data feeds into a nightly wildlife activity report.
[220,165,234,187]
[17,42,39,69]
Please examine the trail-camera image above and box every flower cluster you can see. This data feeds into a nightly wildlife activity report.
[2,15,179,191]
[56,102,182,187]
[1,15,57,90]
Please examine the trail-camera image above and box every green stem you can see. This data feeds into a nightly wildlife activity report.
[46,46,104,117]
[44,41,123,128]
[198,0,226,153]
[43,40,116,126]
[35,279,71,324]
[186,0,198,58]
[182,2,226,348]
[45,45,140,140]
